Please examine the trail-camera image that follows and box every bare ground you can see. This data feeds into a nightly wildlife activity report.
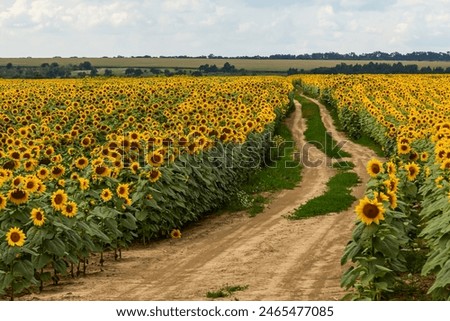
[23,97,378,301]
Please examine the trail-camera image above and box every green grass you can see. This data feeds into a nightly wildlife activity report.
[297,95,351,159]
[353,135,385,157]
[290,171,360,219]
[206,285,249,299]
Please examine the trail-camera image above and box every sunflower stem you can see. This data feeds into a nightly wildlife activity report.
[40,268,44,291]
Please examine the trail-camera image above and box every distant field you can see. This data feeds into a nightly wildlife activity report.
[1,57,450,72]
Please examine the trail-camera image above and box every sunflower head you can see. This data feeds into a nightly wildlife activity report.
[148,169,162,183]
[355,196,385,225]
[404,162,420,181]
[31,208,46,227]
[8,188,29,205]
[62,201,77,218]
[116,183,130,199]
[170,229,182,239]
[51,189,68,210]
[367,159,384,178]
[0,194,7,211]
[6,227,26,247]
[100,188,113,202]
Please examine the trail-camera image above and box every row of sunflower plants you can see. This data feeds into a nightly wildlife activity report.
[0,76,293,299]
[292,74,450,300]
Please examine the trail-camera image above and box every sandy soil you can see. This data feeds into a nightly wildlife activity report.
[23,97,378,301]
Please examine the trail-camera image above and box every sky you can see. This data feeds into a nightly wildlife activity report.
[0,0,449,57]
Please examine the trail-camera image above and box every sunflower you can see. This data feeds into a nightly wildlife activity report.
[116,183,130,199]
[78,177,90,191]
[8,188,29,205]
[420,152,429,162]
[30,208,46,227]
[36,167,50,180]
[386,191,398,209]
[398,143,411,155]
[170,229,182,239]
[61,201,77,218]
[148,169,162,183]
[404,162,420,181]
[440,159,450,170]
[23,176,40,193]
[146,151,165,167]
[24,158,38,172]
[384,176,399,192]
[6,227,26,247]
[100,188,113,202]
[36,181,47,194]
[70,172,80,180]
[93,165,111,177]
[130,162,140,174]
[435,176,444,188]
[366,158,384,178]
[51,164,66,179]
[385,161,396,176]
[74,156,89,170]
[51,189,68,210]
[355,196,385,225]
[373,191,389,203]
[0,193,7,210]
[11,176,24,189]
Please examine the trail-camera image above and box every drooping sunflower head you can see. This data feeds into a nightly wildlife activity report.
[51,164,66,179]
[93,165,111,177]
[6,227,26,247]
[366,159,384,178]
[146,151,165,167]
[385,161,396,176]
[355,196,385,225]
[148,169,162,183]
[386,191,398,209]
[31,208,46,227]
[8,188,29,205]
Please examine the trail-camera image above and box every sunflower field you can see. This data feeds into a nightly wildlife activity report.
[0,76,292,298]
[294,74,450,300]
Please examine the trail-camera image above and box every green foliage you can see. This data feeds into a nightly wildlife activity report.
[206,284,249,299]
[290,171,359,219]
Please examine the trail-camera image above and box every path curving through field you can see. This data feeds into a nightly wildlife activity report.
[24,97,377,301]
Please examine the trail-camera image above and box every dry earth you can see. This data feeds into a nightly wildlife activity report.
[23,97,378,301]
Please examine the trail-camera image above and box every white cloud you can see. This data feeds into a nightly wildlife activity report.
[0,0,449,57]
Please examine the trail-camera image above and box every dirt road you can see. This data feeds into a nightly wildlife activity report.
[24,97,377,301]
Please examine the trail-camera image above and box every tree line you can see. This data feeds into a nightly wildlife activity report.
[287,62,450,75]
